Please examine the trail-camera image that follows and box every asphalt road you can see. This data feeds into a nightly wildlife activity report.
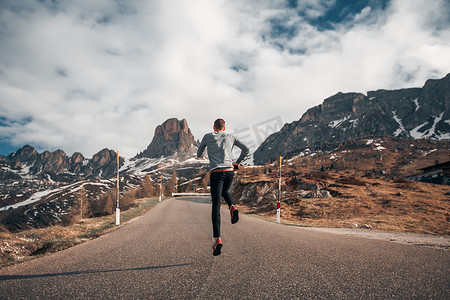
[0,197,448,299]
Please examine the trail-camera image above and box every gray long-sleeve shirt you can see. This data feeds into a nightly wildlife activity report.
[197,131,249,170]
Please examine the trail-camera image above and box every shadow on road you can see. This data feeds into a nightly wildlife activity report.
[0,263,193,281]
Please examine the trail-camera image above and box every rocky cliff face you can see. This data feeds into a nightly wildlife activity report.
[137,118,196,159]
[253,73,450,164]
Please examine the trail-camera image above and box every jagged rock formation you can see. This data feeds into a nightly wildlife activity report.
[0,145,121,182]
[253,73,450,164]
[137,118,196,159]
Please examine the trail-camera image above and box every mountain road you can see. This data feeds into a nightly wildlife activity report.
[0,196,448,299]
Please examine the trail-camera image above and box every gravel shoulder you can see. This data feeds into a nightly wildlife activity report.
[301,226,450,250]
[242,208,450,250]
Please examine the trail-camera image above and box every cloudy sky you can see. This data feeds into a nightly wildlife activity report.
[1,0,450,158]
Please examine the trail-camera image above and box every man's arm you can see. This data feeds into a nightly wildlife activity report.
[197,136,207,158]
[234,138,249,165]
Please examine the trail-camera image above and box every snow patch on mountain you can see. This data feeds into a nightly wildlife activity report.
[392,111,406,137]
[120,157,166,175]
[349,118,358,127]
[410,122,429,139]
[410,112,445,139]
[412,98,420,111]
[328,116,351,128]
[0,188,60,211]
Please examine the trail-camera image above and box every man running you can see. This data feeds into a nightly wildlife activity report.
[197,118,249,256]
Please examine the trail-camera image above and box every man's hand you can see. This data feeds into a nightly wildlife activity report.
[233,163,239,171]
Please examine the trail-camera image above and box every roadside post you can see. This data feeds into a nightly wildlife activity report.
[159,175,162,202]
[276,156,282,223]
[116,150,120,226]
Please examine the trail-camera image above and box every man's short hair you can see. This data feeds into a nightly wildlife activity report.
[214,119,225,130]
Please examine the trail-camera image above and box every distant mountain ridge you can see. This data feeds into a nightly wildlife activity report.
[253,73,450,164]
[0,145,121,182]
[2,73,450,177]
[0,118,198,183]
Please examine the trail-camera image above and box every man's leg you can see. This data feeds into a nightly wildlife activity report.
[221,171,234,207]
[222,171,239,224]
[210,172,223,238]
[210,172,224,256]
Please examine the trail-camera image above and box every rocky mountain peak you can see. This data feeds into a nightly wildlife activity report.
[253,73,450,164]
[90,149,119,178]
[40,149,69,174]
[137,118,196,158]
[68,152,85,174]
[70,152,84,164]
[8,145,38,168]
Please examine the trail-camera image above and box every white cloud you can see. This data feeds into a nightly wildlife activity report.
[0,0,449,157]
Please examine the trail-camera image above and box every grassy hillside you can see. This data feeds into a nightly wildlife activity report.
[232,137,450,235]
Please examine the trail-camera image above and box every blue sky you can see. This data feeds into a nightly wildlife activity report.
[1,0,449,157]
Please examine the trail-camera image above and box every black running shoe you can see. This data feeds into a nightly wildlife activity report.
[230,205,239,224]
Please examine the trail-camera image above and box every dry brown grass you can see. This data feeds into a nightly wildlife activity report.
[291,177,448,234]
[0,225,13,239]
[236,172,450,235]
[0,197,160,268]
[235,140,450,237]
